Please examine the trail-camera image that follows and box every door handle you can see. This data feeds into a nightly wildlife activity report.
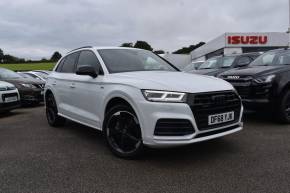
[69,83,76,88]
[52,81,57,86]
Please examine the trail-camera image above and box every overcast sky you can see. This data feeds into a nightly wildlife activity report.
[0,0,288,60]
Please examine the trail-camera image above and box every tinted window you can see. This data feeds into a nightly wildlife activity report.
[251,51,278,66]
[220,56,236,67]
[77,51,102,72]
[98,49,177,73]
[60,52,79,73]
[199,58,218,69]
[277,52,290,65]
[56,58,65,72]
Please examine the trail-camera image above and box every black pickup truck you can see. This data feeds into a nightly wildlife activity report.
[219,49,290,123]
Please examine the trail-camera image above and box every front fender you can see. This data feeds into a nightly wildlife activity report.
[101,85,145,129]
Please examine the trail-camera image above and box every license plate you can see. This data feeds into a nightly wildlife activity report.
[208,111,234,125]
[4,96,18,103]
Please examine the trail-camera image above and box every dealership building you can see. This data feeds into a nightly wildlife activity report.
[190,32,289,61]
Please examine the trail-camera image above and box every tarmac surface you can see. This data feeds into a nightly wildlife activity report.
[0,106,290,193]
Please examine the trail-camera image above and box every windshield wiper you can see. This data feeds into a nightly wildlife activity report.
[199,67,213,69]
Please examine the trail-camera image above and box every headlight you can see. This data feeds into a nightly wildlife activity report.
[253,75,276,84]
[142,90,187,102]
[21,83,37,89]
[7,86,16,90]
[0,87,7,91]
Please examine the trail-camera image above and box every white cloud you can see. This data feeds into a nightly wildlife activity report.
[0,0,288,59]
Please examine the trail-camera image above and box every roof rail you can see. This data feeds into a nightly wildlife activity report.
[68,46,92,53]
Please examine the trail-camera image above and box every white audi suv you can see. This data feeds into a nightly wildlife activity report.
[45,47,243,158]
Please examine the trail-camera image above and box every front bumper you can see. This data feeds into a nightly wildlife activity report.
[233,83,273,109]
[224,79,273,104]
[0,101,21,112]
[19,88,44,104]
[137,99,243,148]
[0,90,21,112]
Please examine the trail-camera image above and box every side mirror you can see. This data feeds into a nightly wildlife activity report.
[76,65,98,78]
[237,61,251,67]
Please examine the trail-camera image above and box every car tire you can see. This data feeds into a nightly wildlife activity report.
[45,93,66,127]
[277,90,290,123]
[103,104,144,159]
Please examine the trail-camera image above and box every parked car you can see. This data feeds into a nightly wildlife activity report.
[18,71,49,82]
[32,70,51,75]
[0,81,20,113]
[45,47,243,158]
[193,53,261,77]
[0,68,45,105]
[183,61,204,72]
[219,49,290,123]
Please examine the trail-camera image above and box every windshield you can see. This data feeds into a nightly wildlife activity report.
[34,72,48,80]
[183,62,203,71]
[98,49,178,73]
[199,56,236,69]
[199,58,218,69]
[0,68,22,79]
[251,50,290,66]
[19,73,32,78]
[220,56,236,67]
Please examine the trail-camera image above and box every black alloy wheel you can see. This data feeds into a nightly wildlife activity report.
[46,93,65,127]
[104,105,143,158]
[278,90,290,123]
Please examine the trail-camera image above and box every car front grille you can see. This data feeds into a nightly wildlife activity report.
[223,76,272,100]
[2,93,18,102]
[154,119,195,136]
[187,91,241,131]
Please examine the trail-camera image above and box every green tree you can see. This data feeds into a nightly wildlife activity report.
[154,50,165,54]
[134,41,153,51]
[0,48,4,62]
[173,42,206,54]
[120,43,133,47]
[50,51,62,62]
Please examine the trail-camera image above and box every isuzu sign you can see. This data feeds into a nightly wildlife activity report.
[227,36,268,45]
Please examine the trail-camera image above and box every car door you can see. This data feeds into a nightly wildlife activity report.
[51,51,80,117]
[69,50,104,129]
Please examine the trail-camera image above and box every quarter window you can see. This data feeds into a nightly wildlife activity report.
[56,58,65,72]
[60,52,79,73]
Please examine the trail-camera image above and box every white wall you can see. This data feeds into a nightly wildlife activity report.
[223,48,242,55]
[190,33,226,60]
